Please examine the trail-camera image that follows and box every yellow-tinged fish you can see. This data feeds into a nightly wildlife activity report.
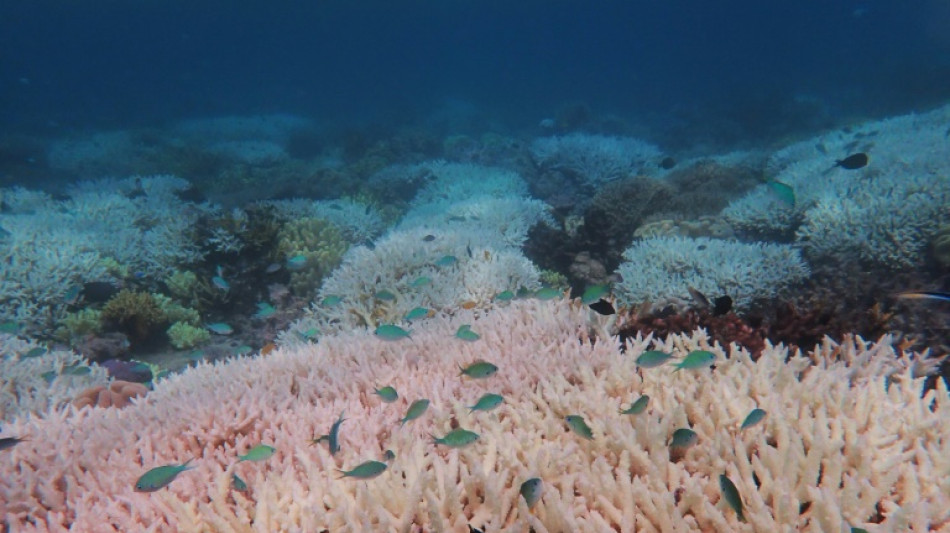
[896,291,950,302]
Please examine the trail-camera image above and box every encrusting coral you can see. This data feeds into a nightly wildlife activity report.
[1,300,948,531]
[72,380,149,409]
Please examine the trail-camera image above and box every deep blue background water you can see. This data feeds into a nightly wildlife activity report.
[2,1,949,147]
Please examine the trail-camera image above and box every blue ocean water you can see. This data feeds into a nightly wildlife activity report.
[2,1,949,143]
[3,3,950,530]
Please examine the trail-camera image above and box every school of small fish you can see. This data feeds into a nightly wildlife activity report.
[0,274,791,528]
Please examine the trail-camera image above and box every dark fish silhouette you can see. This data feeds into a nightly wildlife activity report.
[835,153,869,170]
[588,298,615,316]
[0,436,27,451]
[659,156,676,170]
[82,281,120,304]
[712,295,733,316]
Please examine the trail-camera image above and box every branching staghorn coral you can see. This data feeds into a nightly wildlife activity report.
[614,236,810,311]
[281,225,540,343]
[1,300,948,532]
[722,103,950,269]
[0,334,109,424]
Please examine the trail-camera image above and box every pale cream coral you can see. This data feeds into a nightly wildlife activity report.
[1,300,949,532]
[0,334,109,423]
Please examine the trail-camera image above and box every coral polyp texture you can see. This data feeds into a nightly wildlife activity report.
[1,300,947,531]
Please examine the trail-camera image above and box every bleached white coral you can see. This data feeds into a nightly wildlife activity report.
[263,198,386,244]
[722,103,950,270]
[396,161,555,246]
[0,334,109,424]
[407,160,531,203]
[0,215,107,334]
[2,301,948,531]
[796,173,950,269]
[281,225,540,343]
[614,236,809,310]
[530,133,663,186]
[64,175,212,277]
[0,176,214,333]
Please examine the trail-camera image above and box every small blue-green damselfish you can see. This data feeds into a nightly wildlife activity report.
[719,474,745,522]
[286,254,307,270]
[400,399,430,426]
[134,459,194,492]
[534,287,562,300]
[338,460,388,479]
[459,360,498,379]
[494,290,515,302]
[468,393,504,412]
[672,350,716,372]
[231,473,248,492]
[327,412,345,455]
[740,408,767,430]
[431,428,480,448]
[211,275,229,291]
[635,350,673,368]
[321,295,343,307]
[238,444,275,462]
[254,302,276,319]
[619,395,650,415]
[375,324,411,340]
[768,180,795,206]
[455,324,480,341]
[405,307,431,321]
[22,347,47,359]
[670,428,698,449]
[580,284,609,305]
[410,276,432,288]
[375,289,397,301]
[565,415,594,440]
[206,322,233,335]
[374,385,399,403]
[520,477,543,508]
